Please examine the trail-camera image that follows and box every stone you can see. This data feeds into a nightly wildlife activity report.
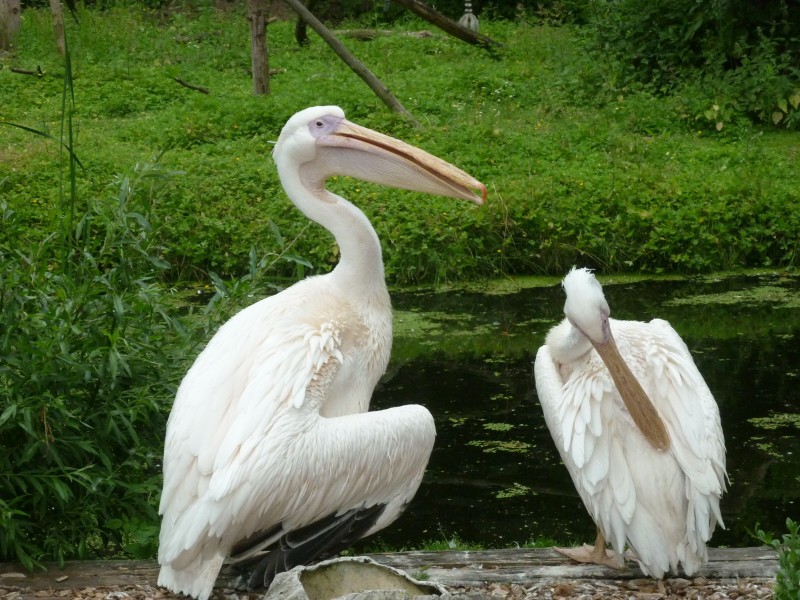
[264,556,446,600]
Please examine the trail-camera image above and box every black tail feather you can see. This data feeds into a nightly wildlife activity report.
[238,503,388,590]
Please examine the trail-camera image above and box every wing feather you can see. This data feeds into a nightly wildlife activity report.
[635,320,727,499]
[535,344,632,552]
[159,277,431,588]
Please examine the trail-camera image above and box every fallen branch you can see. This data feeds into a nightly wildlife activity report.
[10,66,44,76]
[173,77,210,94]
[335,29,434,41]
[391,0,502,52]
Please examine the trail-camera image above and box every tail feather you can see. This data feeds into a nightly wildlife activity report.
[158,554,225,600]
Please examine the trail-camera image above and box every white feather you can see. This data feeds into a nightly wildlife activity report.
[534,268,727,579]
[157,106,484,600]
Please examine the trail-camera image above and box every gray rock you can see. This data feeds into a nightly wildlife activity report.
[265,556,446,600]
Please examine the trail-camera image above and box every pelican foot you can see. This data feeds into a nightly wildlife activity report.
[555,545,626,570]
[623,549,639,562]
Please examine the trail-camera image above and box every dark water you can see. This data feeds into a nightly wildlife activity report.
[361,273,800,551]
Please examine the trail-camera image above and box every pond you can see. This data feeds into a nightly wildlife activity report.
[361,272,800,551]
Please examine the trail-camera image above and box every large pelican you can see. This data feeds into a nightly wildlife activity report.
[157,106,486,600]
[533,267,727,579]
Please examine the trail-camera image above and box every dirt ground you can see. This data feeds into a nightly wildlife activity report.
[0,577,776,600]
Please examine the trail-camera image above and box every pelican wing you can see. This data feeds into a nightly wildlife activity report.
[158,278,435,595]
[635,320,728,539]
[159,283,316,524]
[228,403,434,588]
[534,345,635,554]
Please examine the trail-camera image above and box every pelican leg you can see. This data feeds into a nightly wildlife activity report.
[554,529,625,570]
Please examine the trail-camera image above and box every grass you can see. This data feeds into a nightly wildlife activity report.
[356,528,563,554]
[2,3,798,286]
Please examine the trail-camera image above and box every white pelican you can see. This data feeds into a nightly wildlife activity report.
[533,267,727,579]
[157,106,486,600]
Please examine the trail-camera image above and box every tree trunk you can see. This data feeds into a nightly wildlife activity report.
[294,0,319,46]
[282,0,418,125]
[49,0,65,55]
[0,0,21,51]
[247,0,269,95]
[391,0,500,51]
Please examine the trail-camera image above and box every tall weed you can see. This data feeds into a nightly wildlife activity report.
[0,159,195,566]
[0,31,196,564]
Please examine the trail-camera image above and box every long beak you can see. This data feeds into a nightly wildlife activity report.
[590,330,671,452]
[315,119,487,205]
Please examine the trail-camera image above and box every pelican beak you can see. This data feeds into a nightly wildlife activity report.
[315,119,487,205]
[589,323,671,452]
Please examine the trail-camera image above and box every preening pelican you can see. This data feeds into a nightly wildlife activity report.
[157,106,486,600]
[533,267,727,579]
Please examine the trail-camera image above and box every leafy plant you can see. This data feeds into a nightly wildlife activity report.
[203,222,313,324]
[754,518,800,599]
[0,158,196,567]
[589,0,800,129]
[4,7,800,283]
[0,33,198,567]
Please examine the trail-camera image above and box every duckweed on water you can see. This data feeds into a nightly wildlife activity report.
[748,413,800,430]
[496,483,533,499]
[751,438,782,458]
[665,284,800,308]
[483,423,515,432]
[467,440,532,454]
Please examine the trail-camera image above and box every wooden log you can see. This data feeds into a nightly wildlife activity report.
[48,0,65,55]
[390,0,501,52]
[0,547,778,594]
[0,0,21,51]
[247,0,270,95]
[368,547,780,585]
[173,77,210,94]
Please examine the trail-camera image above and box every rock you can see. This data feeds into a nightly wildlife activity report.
[265,556,446,600]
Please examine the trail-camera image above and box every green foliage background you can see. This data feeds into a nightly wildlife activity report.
[0,0,798,566]
[3,2,799,286]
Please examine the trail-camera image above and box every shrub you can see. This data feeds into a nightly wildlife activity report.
[755,518,800,599]
[589,0,800,129]
[0,160,197,566]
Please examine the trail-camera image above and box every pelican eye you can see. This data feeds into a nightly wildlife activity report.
[308,115,344,138]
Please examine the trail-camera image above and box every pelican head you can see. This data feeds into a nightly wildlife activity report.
[560,266,670,451]
[273,106,487,205]
[562,267,610,345]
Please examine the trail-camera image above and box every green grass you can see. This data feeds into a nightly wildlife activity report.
[358,530,565,554]
[2,3,798,286]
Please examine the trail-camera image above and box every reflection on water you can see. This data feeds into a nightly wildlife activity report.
[363,273,800,550]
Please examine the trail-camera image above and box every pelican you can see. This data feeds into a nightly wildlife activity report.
[533,267,727,579]
[157,106,486,600]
